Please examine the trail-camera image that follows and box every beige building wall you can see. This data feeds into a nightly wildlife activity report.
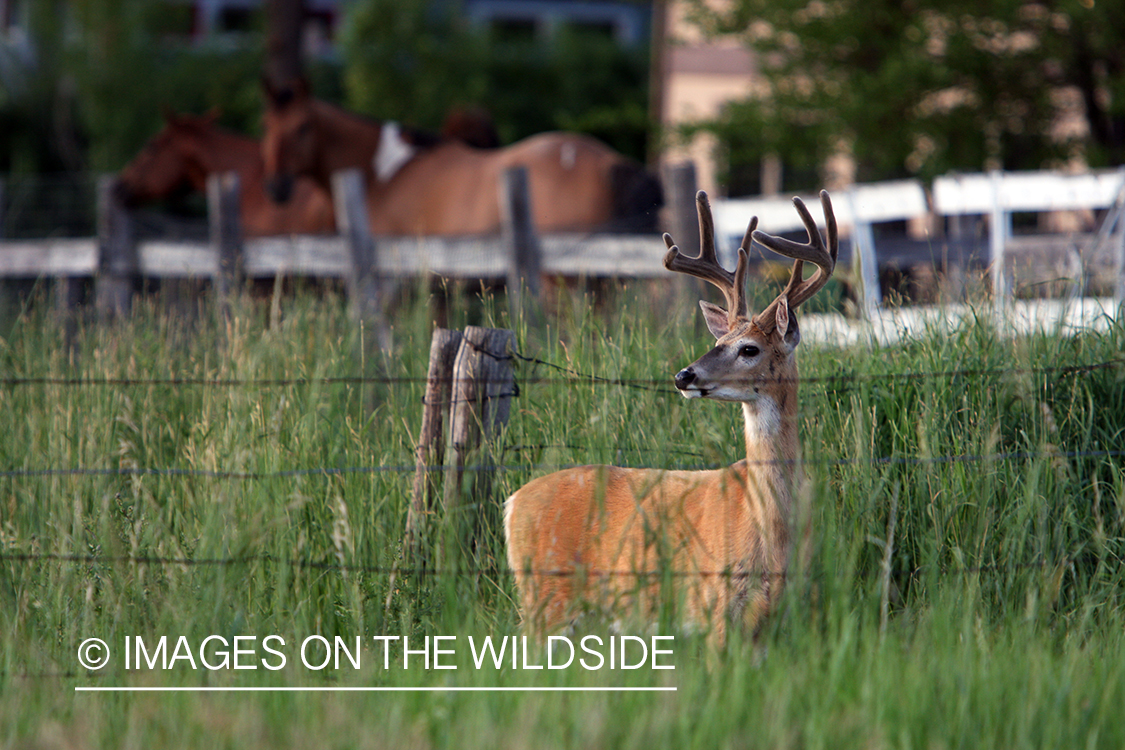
[658,1,760,197]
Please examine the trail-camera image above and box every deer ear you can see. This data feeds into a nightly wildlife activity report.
[774,296,789,339]
[699,301,730,339]
[776,296,801,349]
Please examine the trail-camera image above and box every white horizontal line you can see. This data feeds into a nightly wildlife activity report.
[75,686,675,693]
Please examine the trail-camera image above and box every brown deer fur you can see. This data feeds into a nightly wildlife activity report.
[504,191,837,645]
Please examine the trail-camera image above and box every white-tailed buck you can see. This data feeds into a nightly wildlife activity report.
[504,189,837,644]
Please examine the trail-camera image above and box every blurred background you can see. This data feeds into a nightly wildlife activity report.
[3,0,1121,198]
[1,0,1123,302]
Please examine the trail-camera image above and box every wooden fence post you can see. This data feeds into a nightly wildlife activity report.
[989,169,1012,312]
[846,186,882,319]
[663,162,708,326]
[208,171,244,308]
[665,161,700,259]
[1112,169,1125,311]
[405,327,464,554]
[0,177,6,314]
[94,174,138,321]
[331,168,389,349]
[1117,214,1125,311]
[501,166,541,316]
[443,326,516,551]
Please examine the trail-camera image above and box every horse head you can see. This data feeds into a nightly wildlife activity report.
[115,109,220,207]
[261,76,320,204]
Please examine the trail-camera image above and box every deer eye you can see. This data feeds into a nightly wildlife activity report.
[739,344,760,358]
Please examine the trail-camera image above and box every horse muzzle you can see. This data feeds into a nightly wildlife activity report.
[265,175,295,204]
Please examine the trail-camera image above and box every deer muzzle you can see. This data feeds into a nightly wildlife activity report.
[674,367,707,398]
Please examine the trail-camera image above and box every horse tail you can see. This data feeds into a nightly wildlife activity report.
[607,161,664,233]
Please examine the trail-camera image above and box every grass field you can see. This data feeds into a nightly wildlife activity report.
[2,281,1124,749]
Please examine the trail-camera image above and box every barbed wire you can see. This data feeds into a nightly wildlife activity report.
[2,449,1121,482]
[510,352,1125,390]
[3,349,1121,586]
[2,356,1122,391]
[0,550,1064,582]
[0,546,1071,684]
[4,246,1120,683]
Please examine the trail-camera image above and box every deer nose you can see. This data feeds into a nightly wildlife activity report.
[674,368,696,390]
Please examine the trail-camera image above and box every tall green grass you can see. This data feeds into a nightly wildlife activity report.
[1,282,1123,749]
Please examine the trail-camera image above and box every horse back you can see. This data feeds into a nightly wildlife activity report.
[369,132,660,235]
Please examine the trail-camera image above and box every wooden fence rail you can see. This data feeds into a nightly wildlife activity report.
[0,232,674,279]
[3,167,1124,316]
[0,167,672,326]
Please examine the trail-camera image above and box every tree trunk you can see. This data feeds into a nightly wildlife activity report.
[264,0,305,87]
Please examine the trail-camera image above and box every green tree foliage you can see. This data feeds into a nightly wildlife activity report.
[339,0,489,132]
[0,1,77,174]
[1,0,280,174]
[685,0,1125,187]
[67,1,273,171]
[339,0,651,161]
[3,0,652,174]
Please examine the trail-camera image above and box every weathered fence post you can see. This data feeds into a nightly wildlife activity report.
[94,174,138,321]
[332,168,389,349]
[663,162,708,327]
[443,326,516,552]
[1113,170,1125,311]
[207,171,244,309]
[405,327,464,554]
[1117,214,1125,311]
[664,161,700,259]
[501,166,541,316]
[846,186,882,319]
[989,169,1012,313]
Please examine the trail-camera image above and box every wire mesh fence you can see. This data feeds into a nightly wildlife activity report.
[2,350,1123,476]
[2,342,1120,683]
[3,346,1122,568]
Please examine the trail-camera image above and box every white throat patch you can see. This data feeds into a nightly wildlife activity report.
[373,121,417,182]
[742,398,781,445]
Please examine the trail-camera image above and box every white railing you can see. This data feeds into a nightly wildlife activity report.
[3,167,1125,318]
[933,168,1125,311]
[715,180,930,317]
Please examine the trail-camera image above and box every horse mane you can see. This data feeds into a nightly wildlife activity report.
[266,75,478,155]
[441,106,501,149]
[162,111,255,148]
[308,98,473,154]
[399,123,445,150]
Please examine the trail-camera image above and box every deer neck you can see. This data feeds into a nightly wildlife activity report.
[739,372,799,520]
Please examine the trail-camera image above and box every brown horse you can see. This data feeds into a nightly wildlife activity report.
[260,78,662,236]
[115,110,336,237]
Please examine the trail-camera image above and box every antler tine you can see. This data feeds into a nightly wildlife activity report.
[751,190,838,330]
[663,191,753,323]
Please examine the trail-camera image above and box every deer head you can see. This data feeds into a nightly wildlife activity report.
[664,190,837,402]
